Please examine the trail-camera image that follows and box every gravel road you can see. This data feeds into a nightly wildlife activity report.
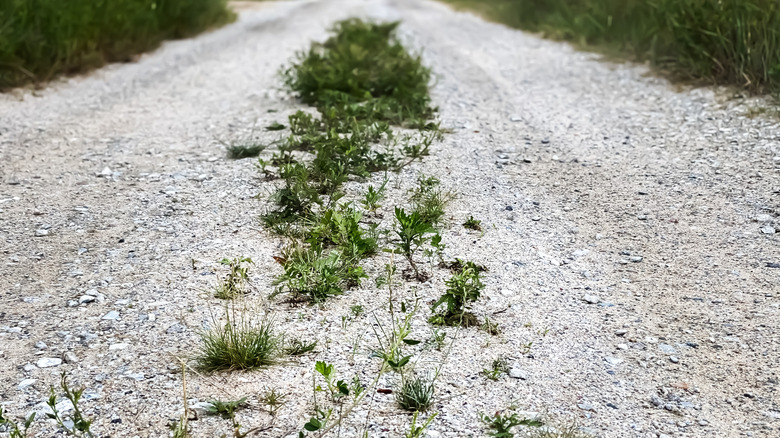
[1,1,778,437]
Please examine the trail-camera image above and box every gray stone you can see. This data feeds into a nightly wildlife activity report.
[604,356,624,366]
[756,214,772,222]
[629,256,643,263]
[102,310,120,320]
[582,294,600,304]
[670,356,679,364]
[659,343,677,355]
[34,229,49,237]
[63,351,79,364]
[166,323,186,334]
[79,295,96,304]
[109,343,130,351]
[18,379,36,390]
[508,368,528,380]
[615,329,628,336]
[760,226,776,234]
[35,341,47,349]
[36,357,62,368]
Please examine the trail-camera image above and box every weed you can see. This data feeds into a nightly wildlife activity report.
[429,329,447,351]
[259,388,287,417]
[409,176,452,226]
[306,204,378,260]
[203,398,247,419]
[481,410,543,438]
[197,306,280,371]
[440,258,488,274]
[463,215,482,231]
[273,246,366,303]
[350,305,365,318]
[361,178,388,213]
[394,207,437,280]
[0,406,34,438]
[284,338,318,356]
[405,411,438,438]
[46,372,94,437]
[395,374,434,412]
[481,317,501,336]
[261,163,321,227]
[429,262,485,326]
[226,142,266,159]
[214,257,253,300]
[265,122,286,131]
[481,356,509,381]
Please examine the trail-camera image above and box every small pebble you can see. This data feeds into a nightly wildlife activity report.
[582,294,600,304]
[36,357,62,368]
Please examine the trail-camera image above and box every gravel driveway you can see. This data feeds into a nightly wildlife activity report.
[1,1,778,437]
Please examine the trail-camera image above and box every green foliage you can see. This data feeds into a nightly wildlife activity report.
[445,0,780,97]
[46,372,94,437]
[283,19,436,128]
[394,207,437,280]
[405,412,438,438]
[259,388,287,417]
[203,398,248,419]
[197,307,280,371]
[481,410,543,438]
[284,338,318,356]
[306,204,378,259]
[266,122,287,131]
[409,176,452,227]
[463,215,482,231]
[361,178,388,213]
[0,406,34,438]
[481,356,509,381]
[214,257,253,300]
[0,0,234,88]
[273,246,366,303]
[226,143,266,159]
[429,262,485,326]
[395,375,434,412]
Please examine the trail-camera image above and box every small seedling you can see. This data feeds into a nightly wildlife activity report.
[214,257,253,300]
[481,411,543,438]
[46,372,94,437]
[285,338,318,356]
[361,178,388,213]
[350,305,365,318]
[481,317,501,335]
[204,398,247,419]
[405,411,438,438]
[463,215,482,231]
[409,176,452,226]
[259,388,287,417]
[266,122,286,131]
[395,375,434,412]
[429,329,447,351]
[0,407,34,438]
[481,356,509,381]
[226,143,266,159]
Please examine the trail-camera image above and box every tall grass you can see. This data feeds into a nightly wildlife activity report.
[0,0,234,89]
[445,0,780,96]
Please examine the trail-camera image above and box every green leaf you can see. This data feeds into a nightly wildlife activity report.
[304,418,322,431]
[402,339,421,345]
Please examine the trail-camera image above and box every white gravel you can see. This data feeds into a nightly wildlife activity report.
[1,1,778,437]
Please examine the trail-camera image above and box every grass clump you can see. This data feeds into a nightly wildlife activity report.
[445,0,780,98]
[0,0,234,89]
[396,375,434,412]
[272,245,366,303]
[481,356,509,381]
[197,306,280,372]
[463,215,482,231]
[226,143,265,159]
[429,261,485,326]
[410,176,453,227]
[284,338,318,356]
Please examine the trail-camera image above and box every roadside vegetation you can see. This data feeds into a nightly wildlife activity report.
[444,0,780,98]
[0,0,234,89]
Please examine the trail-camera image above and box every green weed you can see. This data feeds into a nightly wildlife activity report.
[273,245,366,303]
[284,338,318,356]
[481,410,543,438]
[259,388,287,417]
[481,356,509,381]
[429,262,485,326]
[203,398,247,420]
[410,176,452,227]
[393,207,437,280]
[0,406,33,438]
[463,216,482,231]
[405,412,438,438]
[266,122,286,131]
[214,257,253,300]
[361,178,388,213]
[46,372,94,437]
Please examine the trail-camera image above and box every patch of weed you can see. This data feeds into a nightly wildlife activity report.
[284,338,318,356]
[463,215,482,231]
[481,356,509,381]
[259,388,287,417]
[405,412,438,438]
[481,410,543,438]
[393,207,437,280]
[306,204,378,260]
[429,262,485,326]
[203,398,247,419]
[409,176,453,227]
[214,257,253,300]
[265,122,286,131]
[46,372,94,437]
[273,245,366,303]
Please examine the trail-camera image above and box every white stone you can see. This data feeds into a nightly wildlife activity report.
[36,357,62,368]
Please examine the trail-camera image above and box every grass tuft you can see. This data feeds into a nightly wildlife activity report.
[396,375,434,412]
[197,306,280,372]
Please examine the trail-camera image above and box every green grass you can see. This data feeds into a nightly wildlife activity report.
[0,0,234,89]
[197,306,280,372]
[444,0,780,97]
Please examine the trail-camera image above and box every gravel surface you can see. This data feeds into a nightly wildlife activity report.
[1,1,778,437]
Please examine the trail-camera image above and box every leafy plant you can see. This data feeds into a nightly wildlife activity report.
[393,207,436,280]
[197,306,280,371]
[481,410,543,438]
[284,338,318,356]
[405,411,438,438]
[259,388,287,417]
[481,356,509,381]
[46,372,94,437]
[203,398,247,419]
[226,143,266,159]
[306,204,378,260]
[214,257,253,299]
[266,122,286,131]
[350,305,365,318]
[429,262,485,326]
[409,176,452,227]
[0,406,34,438]
[273,246,366,303]
[395,375,434,412]
[361,178,388,213]
[463,215,482,231]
